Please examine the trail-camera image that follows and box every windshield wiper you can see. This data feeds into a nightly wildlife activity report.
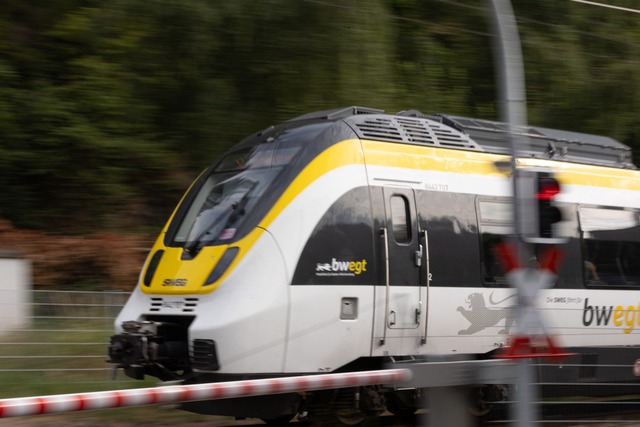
[184,181,257,256]
[225,183,255,226]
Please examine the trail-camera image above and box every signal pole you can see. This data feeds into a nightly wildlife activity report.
[485,0,536,425]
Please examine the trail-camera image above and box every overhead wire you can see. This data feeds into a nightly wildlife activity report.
[430,0,640,46]
[304,0,640,65]
[305,0,640,47]
[570,0,640,14]
[303,0,491,36]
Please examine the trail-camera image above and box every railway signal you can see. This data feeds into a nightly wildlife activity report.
[518,170,565,244]
[535,173,562,239]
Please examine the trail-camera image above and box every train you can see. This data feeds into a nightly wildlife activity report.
[108,106,640,423]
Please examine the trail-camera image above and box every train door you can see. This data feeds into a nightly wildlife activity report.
[375,186,425,352]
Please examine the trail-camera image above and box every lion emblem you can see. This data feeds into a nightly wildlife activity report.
[457,292,516,335]
[316,263,331,272]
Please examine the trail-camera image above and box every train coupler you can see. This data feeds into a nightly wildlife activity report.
[108,320,190,381]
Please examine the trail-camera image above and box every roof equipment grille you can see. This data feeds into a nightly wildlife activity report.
[352,116,479,150]
[285,106,636,169]
[433,114,635,169]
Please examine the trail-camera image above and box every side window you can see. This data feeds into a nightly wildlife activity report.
[477,199,513,286]
[390,195,411,244]
[579,207,640,287]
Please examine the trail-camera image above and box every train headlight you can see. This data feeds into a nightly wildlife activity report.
[143,250,164,287]
[204,246,239,285]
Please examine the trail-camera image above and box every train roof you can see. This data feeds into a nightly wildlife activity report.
[287,106,637,170]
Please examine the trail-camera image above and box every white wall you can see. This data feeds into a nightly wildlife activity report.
[0,253,31,332]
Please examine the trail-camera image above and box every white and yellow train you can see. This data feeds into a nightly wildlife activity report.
[109,107,640,422]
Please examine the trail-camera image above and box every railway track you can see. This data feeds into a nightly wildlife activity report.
[2,405,640,427]
[207,401,640,427]
[4,396,639,427]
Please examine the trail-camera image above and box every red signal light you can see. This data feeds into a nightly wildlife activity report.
[521,170,567,243]
[535,178,560,201]
[535,174,562,239]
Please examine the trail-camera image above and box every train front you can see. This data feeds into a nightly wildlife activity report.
[107,118,347,388]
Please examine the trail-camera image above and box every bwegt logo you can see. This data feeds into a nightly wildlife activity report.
[582,298,640,334]
[316,258,368,276]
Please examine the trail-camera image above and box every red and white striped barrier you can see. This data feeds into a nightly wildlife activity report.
[0,368,411,418]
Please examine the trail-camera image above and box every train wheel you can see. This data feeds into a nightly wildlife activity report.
[387,402,417,417]
[386,390,418,417]
[334,410,365,426]
[467,391,492,417]
[467,385,508,418]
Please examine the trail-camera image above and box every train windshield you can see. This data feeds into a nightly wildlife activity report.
[171,143,300,251]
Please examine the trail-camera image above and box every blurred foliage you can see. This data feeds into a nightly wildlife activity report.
[0,0,638,233]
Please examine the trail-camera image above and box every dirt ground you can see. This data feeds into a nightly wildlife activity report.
[0,406,254,427]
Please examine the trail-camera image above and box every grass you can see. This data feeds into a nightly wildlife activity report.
[0,292,223,424]
[0,317,131,396]
[3,405,225,426]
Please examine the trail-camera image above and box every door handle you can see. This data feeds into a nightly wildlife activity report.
[389,310,396,326]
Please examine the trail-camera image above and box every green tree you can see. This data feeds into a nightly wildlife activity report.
[0,2,202,231]
[0,0,639,234]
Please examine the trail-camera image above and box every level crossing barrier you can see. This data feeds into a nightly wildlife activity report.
[0,368,411,418]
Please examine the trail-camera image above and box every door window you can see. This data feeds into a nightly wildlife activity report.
[390,195,411,244]
[478,200,513,286]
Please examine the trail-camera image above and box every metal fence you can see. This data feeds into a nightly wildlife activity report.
[2,290,640,425]
[0,290,149,399]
